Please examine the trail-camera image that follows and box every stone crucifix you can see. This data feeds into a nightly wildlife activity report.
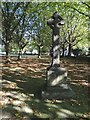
[47,12,65,67]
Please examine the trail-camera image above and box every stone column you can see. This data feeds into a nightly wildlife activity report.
[47,12,67,87]
[47,12,65,67]
[52,26,60,67]
[42,12,75,100]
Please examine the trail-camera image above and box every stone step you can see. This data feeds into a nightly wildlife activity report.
[42,84,75,100]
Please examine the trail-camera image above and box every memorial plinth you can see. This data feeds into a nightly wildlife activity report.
[42,12,75,100]
[47,67,67,87]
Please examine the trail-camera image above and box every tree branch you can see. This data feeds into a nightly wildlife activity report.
[65,4,90,18]
[11,3,29,35]
[81,2,90,8]
[73,38,82,46]
[22,41,28,50]
[70,6,90,18]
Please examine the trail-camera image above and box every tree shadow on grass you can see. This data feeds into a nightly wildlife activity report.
[1,58,90,119]
[2,69,45,98]
[2,72,89,119]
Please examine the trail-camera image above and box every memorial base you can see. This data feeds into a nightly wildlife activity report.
[42,67,75,100]
[46,67,67,87]
[42,84,75,100]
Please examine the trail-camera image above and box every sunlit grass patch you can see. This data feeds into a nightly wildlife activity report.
[1,57,89,119]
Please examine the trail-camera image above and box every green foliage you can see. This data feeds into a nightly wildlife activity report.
[1,2,88,58]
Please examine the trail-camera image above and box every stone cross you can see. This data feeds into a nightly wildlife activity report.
[47,12,65,67]
[42,12,75,100]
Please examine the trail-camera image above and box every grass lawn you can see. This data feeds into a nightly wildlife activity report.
[0,56,90,119]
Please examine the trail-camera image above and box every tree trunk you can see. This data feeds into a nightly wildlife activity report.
[18,43,22,60]
[38,46,41,58]
[68,43,72,57]
[5,43,10,63]
[62,44,65,57]
[88,47,90,55]
[18,49,22,60]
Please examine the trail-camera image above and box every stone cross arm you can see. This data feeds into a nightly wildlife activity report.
[47,12,65,29]
[47,12,65,67]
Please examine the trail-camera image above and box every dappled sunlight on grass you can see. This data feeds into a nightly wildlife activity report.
[70,79,90,87]
[1,88,34,118]
[1,57,89,119]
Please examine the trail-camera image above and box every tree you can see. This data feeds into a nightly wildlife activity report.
[26,3,52,58]
[60,9,88,56]
[64,1,90,19]
[13,3,29,60]
[2,3,20,62]
[1,2,88,60]
[2,2,29,62]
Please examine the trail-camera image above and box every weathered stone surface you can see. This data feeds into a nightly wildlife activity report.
[47,12,65,67]
[42,84,75,100]
[47,67,67,87]
[42,12,75,100]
